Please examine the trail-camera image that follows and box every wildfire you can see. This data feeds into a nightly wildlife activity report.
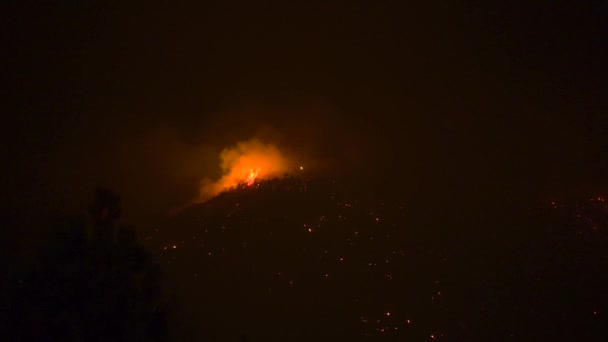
[246,168,258,186]
[198,138,293,200]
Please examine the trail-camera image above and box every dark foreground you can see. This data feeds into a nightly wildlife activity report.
[148,177,608,341]
[2,178,607,341]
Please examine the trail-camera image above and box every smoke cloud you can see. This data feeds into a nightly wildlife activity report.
[198,138,294,201]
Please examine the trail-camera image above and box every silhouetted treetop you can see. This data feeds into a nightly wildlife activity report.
[4,189,167,342]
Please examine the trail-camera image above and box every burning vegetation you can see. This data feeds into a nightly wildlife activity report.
[198,138,295,201]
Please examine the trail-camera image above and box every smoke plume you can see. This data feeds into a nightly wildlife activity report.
[198,138,293,201]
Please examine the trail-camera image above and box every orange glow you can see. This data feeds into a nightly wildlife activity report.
[246,168,258,186]
[199,139,292,200]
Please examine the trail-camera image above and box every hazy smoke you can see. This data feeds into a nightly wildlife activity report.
[198,138,293,201]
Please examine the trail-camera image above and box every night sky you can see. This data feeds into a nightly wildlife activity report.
[2,1,608,341]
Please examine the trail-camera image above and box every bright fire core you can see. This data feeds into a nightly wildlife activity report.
[246,169,258,186]
[199,139,292,200]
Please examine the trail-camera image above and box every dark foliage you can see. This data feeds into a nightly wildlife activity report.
[2,189,166,342]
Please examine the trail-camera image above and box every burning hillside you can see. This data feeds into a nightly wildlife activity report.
[197,139,296,201]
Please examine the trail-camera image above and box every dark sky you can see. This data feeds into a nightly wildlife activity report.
[2,0,607,225]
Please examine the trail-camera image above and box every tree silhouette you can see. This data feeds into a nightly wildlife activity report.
[5,188,167,341]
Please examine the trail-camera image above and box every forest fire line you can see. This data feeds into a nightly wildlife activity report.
[198,139,293,201]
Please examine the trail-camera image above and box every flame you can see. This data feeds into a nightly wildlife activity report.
[198,139,292,200]
[246,168,258,186]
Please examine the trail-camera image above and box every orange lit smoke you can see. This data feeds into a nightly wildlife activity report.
[199,139,291,200]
